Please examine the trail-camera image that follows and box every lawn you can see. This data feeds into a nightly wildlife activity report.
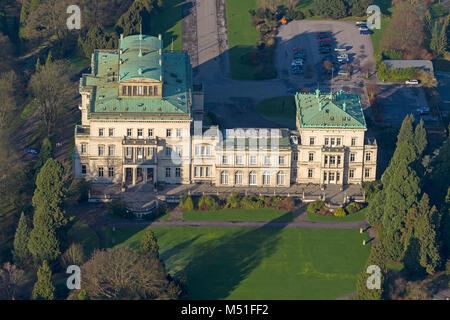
[370,4,395,58]
[256,96,296,118]
[307,207,367,222]
[110,226,371,299]
[151,0,183,50]
[225,0,260,79]
[183,208,293,222]
[67,219,100,258]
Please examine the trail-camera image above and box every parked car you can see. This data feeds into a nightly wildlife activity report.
[416,106,430,115]
[319,48,331,54]
[356,21,366,26]
[360,30,372,35]
[405,79,419,85]
[319,42,331,47]
[26,147,40,155]
[358,26,369,31]
[291,66,304,74]
[316,32,329,37]
[334,47,346,52]
[338,57,349,63]
[291,59,303,66]
[318,38,331,43]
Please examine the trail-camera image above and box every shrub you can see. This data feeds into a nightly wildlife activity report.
[382,50,403,60]
[198,195,220,211]
[225,192,241,209]
[362,180,382,202]
[277,197,295,212]
[183,196,194,211]
[307,200,325,215]
[345,202,363,215]
[241,194,265,209]
[334,207,347,217]
[108,200,133,219]
[144,204,168,221]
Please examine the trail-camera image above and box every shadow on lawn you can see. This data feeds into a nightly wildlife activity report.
[181,213,291,300]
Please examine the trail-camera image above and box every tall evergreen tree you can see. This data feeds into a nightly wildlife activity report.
[28,158,67,264]
[355,244,386,300]
[140,227,159,258]
[415,194,441,274]
[31,260,55,300]
[414,119,427,159]
[12,212,32,268]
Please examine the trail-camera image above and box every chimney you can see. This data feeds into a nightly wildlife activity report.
[159,58,162,66]
[120,34,124,40]
[160,75,162,82]
[343,102,347,112]
[158,34,162,40]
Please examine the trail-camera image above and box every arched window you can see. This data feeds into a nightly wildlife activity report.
[262,171,270,185]
[249,171,257,186]
[277,171,285,186]
[220,171,228,185]
[235,171,243,185]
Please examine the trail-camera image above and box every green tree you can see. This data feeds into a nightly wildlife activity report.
[415,194,441,274]
[78,25,118,58]
[314,0,348,19]
[12,212,32,268]
[355,244,386,300]
[414,119,427,159]
[184,196,194,211]
[115,0,161,36]
[28,158,67,264]
[140,227,159,258]
[32,260,55,300]
[34,137,52,176]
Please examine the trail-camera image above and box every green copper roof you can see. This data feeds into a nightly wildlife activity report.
[79,35,193,120]
[118,34,163,82]
[295,89,366,129]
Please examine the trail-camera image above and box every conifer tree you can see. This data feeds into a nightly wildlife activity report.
[28,158,67,264]
[141,227,159,258]
[355,244,386,300]
[31,260,55,300]
[415,194,441,274]
[12,212,32,268]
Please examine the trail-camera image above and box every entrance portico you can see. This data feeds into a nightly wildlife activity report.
[122,165,157,186]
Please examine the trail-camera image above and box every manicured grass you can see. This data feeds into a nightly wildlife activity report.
[307,208,367,222]
[256,96,296,118]
[183,208,293,222]
[103,226,146,248]
[114,226,370,299]
[225,0,260,79]
[67,220,100,257]
[387,261,404,272]
[152,0,183,50]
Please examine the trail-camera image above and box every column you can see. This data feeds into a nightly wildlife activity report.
[122,166,126,184]
[132,167,136,185]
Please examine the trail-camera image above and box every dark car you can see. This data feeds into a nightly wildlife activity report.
[318,38,331,43]
[319,48,331,54]
[26,147,40,155]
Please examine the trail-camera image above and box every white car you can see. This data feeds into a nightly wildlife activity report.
[334,47,346,52]
[338,71,350,77]
[291,59,303,66]
[356,21,366,26]
[337,53,348,59]
[358,26,369,31]
[405,79,419,85]
[416,107,430,115]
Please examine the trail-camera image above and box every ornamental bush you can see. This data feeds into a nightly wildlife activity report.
[334,207,347,217]
[198,195,220,211]
[225,192,241,209]
[307,200,325,215]
[345,202,363,215]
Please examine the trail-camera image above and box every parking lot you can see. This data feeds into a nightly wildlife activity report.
[374,84,429,124]
[275,20,376,85]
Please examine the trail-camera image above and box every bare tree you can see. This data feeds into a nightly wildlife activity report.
[0,71,17,133]
[0,263,25,300]
[29,59,75,136]
[361,60,375,78]
[78,246,173,300]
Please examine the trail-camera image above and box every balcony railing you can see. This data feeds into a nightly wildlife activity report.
[123,157,157,165]
[75,125,90,135]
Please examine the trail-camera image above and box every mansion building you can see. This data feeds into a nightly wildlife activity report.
[73,34,377,188]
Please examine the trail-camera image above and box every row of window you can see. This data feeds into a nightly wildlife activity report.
[220,171,286,186]
[165,167,182,178]
[194,166,211,178]
[121,85,159,97]
[81,165,183,179]
[305,152,372,163]
[308,137,358,146]
[97,128,183,138]
[221,155,285,166]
